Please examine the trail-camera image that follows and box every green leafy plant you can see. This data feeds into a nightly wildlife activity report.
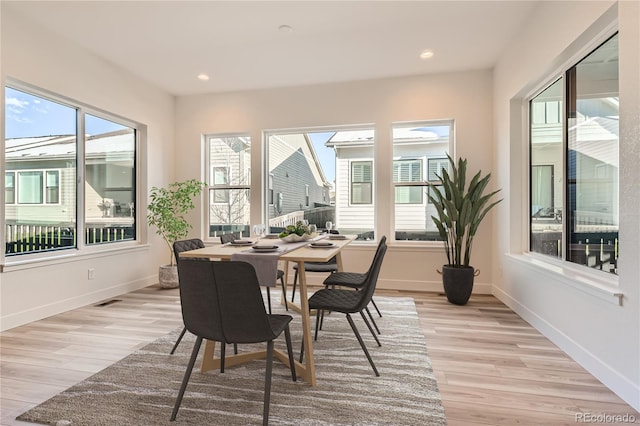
[278,221,309,238]
[427,155,502,267]
[147,179,206,265]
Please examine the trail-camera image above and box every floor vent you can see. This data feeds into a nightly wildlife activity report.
[95,299,122,307]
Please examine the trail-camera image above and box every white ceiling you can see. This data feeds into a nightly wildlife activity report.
[4,0,539,96]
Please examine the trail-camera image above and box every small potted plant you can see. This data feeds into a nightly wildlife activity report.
[147,179,205,288]
[278,221,315,242]
[427,155,502,305]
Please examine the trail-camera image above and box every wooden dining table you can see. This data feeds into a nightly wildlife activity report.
[179,234,355,387]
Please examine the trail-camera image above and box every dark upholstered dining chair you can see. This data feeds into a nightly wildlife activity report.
[303,236,387,376]
[320,236,387,334]
[289,230,341,303]
[170,259,297,425]
[220,232,288,313]
[170,238,206,355]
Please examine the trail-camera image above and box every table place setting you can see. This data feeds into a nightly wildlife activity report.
[228,239,254,246]
[308,240,336,249]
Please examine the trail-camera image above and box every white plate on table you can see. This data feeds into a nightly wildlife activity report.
[230,240,253,246]
[252,245,279,252]
[309,241,336,249]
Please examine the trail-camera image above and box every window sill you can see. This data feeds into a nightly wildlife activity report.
[505,253,622,306]
[1,242,150,273]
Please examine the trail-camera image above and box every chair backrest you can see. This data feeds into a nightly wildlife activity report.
[354,236,387,312]
[212,261,278,344]
[173,238,205,266]
[177,259,278,344]
[365,235,387,275]
[220,232,241,244]
[177,259,225,342]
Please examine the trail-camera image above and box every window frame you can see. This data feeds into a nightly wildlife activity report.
[350,160,373,205]
[204,133,252,240]
[393,158,424,205]
[391,120,454,243]
[211,165,231,204]
[526,30,619,277]
[10,169,62,205]
[3,80,144,265]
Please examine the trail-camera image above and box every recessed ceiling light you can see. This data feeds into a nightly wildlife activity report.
[278,24,293,33]
[420,49,434,60]
[197,73,210,81]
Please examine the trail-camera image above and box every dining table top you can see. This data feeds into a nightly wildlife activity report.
[179,234,356,262]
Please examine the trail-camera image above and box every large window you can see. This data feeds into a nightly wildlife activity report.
[392,122,453,241]
[529,33,618,275]
[206,135,251,237]
[4,84,139,256]
[266,128,374,241]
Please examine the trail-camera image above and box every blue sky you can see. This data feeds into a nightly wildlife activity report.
[308,131,336,183]
[5,87,123,139]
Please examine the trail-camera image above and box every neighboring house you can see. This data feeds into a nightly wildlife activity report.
[267,133,332,229]
[327,127,450,239]
[5,129,135,250]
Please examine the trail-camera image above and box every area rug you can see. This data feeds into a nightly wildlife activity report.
[17,296,446,425]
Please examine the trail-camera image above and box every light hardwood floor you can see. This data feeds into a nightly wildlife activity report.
[1,285,638,425]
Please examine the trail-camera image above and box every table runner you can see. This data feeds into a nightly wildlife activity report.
[230,236,325,287]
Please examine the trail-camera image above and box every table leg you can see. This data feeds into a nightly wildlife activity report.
[280,260,290,307]
[296,260,317,386]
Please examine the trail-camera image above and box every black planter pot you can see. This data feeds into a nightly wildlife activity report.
[441,265,475,305]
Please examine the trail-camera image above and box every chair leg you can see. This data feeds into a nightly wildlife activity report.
[280,276,289,311]
[263,340,274,426]
[371,298,382,317]
[299,335,305,363]
[291,269,298,302]
[266,287,272,314]
[169,326,187,355]
[234,343,238,355]
[346,314,379,376]
[170,336,203,421]
[365,307,381,335]
[284,325,297,382]
[220,342,226,373]
[360,310,381,347]
[314,309,322,341]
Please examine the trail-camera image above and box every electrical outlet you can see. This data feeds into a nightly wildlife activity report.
[88,268,95,280]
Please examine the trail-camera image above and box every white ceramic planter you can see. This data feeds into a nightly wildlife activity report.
[158,264,179,289]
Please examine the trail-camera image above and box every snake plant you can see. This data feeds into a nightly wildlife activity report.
[427,155,502,267]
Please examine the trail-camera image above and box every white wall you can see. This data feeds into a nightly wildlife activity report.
[492,0,639,410]
[175,70,496,293]
[0,7,174,330]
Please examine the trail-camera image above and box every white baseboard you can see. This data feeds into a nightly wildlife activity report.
[493,286,640,412]
[0,275,157,332]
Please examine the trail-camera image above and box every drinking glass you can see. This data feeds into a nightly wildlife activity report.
[309,224,317,235]
[325,221,333,233]
[252,224,265,241]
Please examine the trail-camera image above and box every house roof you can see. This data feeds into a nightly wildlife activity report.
[5,129,134,161]
[326,126,448,148]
